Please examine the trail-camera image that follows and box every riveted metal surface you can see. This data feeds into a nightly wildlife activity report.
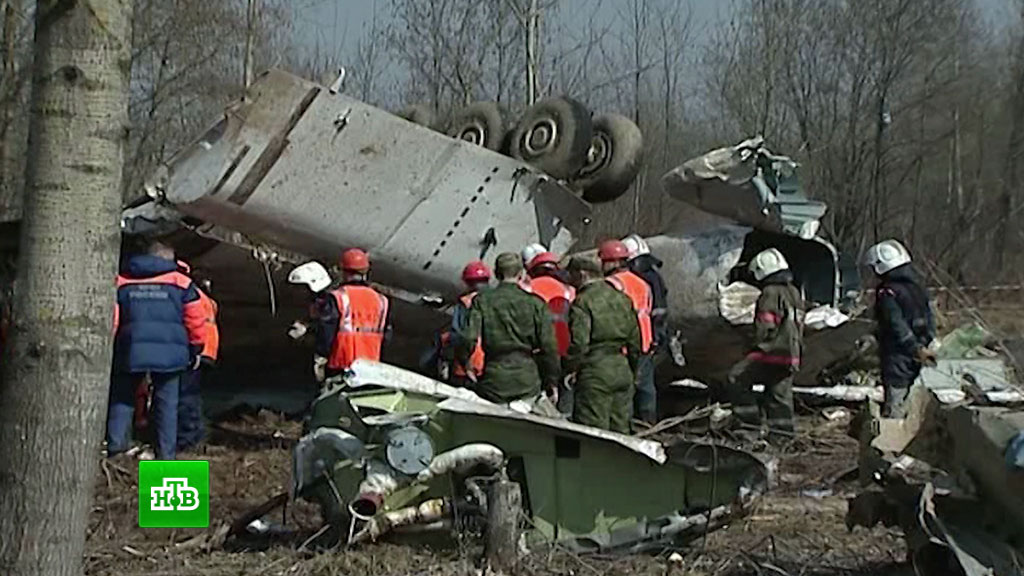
[155,69,590,299]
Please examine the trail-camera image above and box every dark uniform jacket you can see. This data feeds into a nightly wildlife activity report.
[748,271,803,368]
[875,264,934,382]
[628,254,669,348]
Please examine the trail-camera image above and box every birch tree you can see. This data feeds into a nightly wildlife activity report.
[0,1,132,576]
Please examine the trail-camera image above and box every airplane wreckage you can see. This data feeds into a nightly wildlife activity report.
[291,360,771,552]
[120,68,867,402]
[111,69,1024,565]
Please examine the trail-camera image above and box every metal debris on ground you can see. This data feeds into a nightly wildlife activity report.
[290,360,772,555]
[847,385,1024,575]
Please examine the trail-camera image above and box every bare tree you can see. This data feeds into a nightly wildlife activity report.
[0,1,132,575]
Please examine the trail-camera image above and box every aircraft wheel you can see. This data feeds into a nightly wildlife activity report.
[509,96,593,179]
[447,102,508,152]
[575,113,644,204]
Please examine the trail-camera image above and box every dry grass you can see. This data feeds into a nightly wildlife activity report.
[85,409,910,576]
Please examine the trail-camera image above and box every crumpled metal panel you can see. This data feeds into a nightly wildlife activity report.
[145,69,590,300]
[660,136,828,236]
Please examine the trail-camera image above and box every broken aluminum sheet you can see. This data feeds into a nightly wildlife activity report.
[297,360,770,553]
[137,69,590,302]
[345,359,487,404]
[850,388,1024,575]
[661,136,827,237]
[347,360,667,463]
[437,397,666,464]
[757,358,1021,405]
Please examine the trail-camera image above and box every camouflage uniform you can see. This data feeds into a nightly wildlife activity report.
[565,280,641,434]
[457,282,560,403]
[728,272,803,436]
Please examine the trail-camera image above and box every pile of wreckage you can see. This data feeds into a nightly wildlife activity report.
[844,324,1024,575]
[290,360,772,554]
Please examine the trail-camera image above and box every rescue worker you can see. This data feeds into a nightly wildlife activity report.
[564,256,641,433]
[598,239,656,423]
[524,250,576,413]
[286,261,334,342]
[177,270,218,452]
[862,239,936,418]
[449,260,491,387]
[109,241,205,461]
[621,234,669,422]
[727,248,803,440]
[524,251,576,355]
[456,252,560,411]
[315,248,391,385]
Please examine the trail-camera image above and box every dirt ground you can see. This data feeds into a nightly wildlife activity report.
[83,405,913,576]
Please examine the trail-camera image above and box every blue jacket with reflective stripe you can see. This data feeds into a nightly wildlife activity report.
[114,255,201,374]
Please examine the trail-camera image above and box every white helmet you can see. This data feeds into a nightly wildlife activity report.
[862,239,911,276]
[521,243,546,266]
[749,248,789,281]
[288,261,332,293]
[621,234,650,259]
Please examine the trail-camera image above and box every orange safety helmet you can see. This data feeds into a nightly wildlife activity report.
[598,240,629,262]
[461,260,492,283]
[340,248,371,272]
[526,251,560,272]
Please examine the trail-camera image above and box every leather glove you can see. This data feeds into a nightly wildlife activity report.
[915,347,937,367]
[313,355,328,383]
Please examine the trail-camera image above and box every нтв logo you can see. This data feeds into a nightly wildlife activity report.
[138,460,209,528]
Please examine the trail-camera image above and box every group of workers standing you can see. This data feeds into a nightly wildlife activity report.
[103,231,935,459]
[107,241,219,461]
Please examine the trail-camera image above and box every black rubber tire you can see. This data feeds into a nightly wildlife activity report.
[396,103,439,131]
[575,113,644,204]
[509,96,593,180]
[446,102,508,152]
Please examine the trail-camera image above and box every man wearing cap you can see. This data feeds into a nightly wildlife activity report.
[564,256,641,433]
[315,248,391,384]
[599,239,657,424]
[456,253,560,409]
[448,260,492,388]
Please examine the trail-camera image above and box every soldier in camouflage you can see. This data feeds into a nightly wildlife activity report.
[564,256,641,434]
[457,252,561,407]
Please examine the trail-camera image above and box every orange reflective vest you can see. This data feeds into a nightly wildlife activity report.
[607,270,653,353]
[327,285,390,370]
[196,288,219,361]
[526,276,576,357]
[452,292,485,377]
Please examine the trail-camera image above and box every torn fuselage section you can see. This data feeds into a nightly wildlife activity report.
[132,68,591,303]
[292,360,771,553]
[652,137,867,387]
[848,384,1024,575]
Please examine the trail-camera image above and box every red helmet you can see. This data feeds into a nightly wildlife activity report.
[340,248,370,272]
[527,251,560,271]
[461,260,492,283]
[598,240,629,262]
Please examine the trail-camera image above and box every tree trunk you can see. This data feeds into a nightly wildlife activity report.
[0,0,131,574]
[485,477,522,573]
